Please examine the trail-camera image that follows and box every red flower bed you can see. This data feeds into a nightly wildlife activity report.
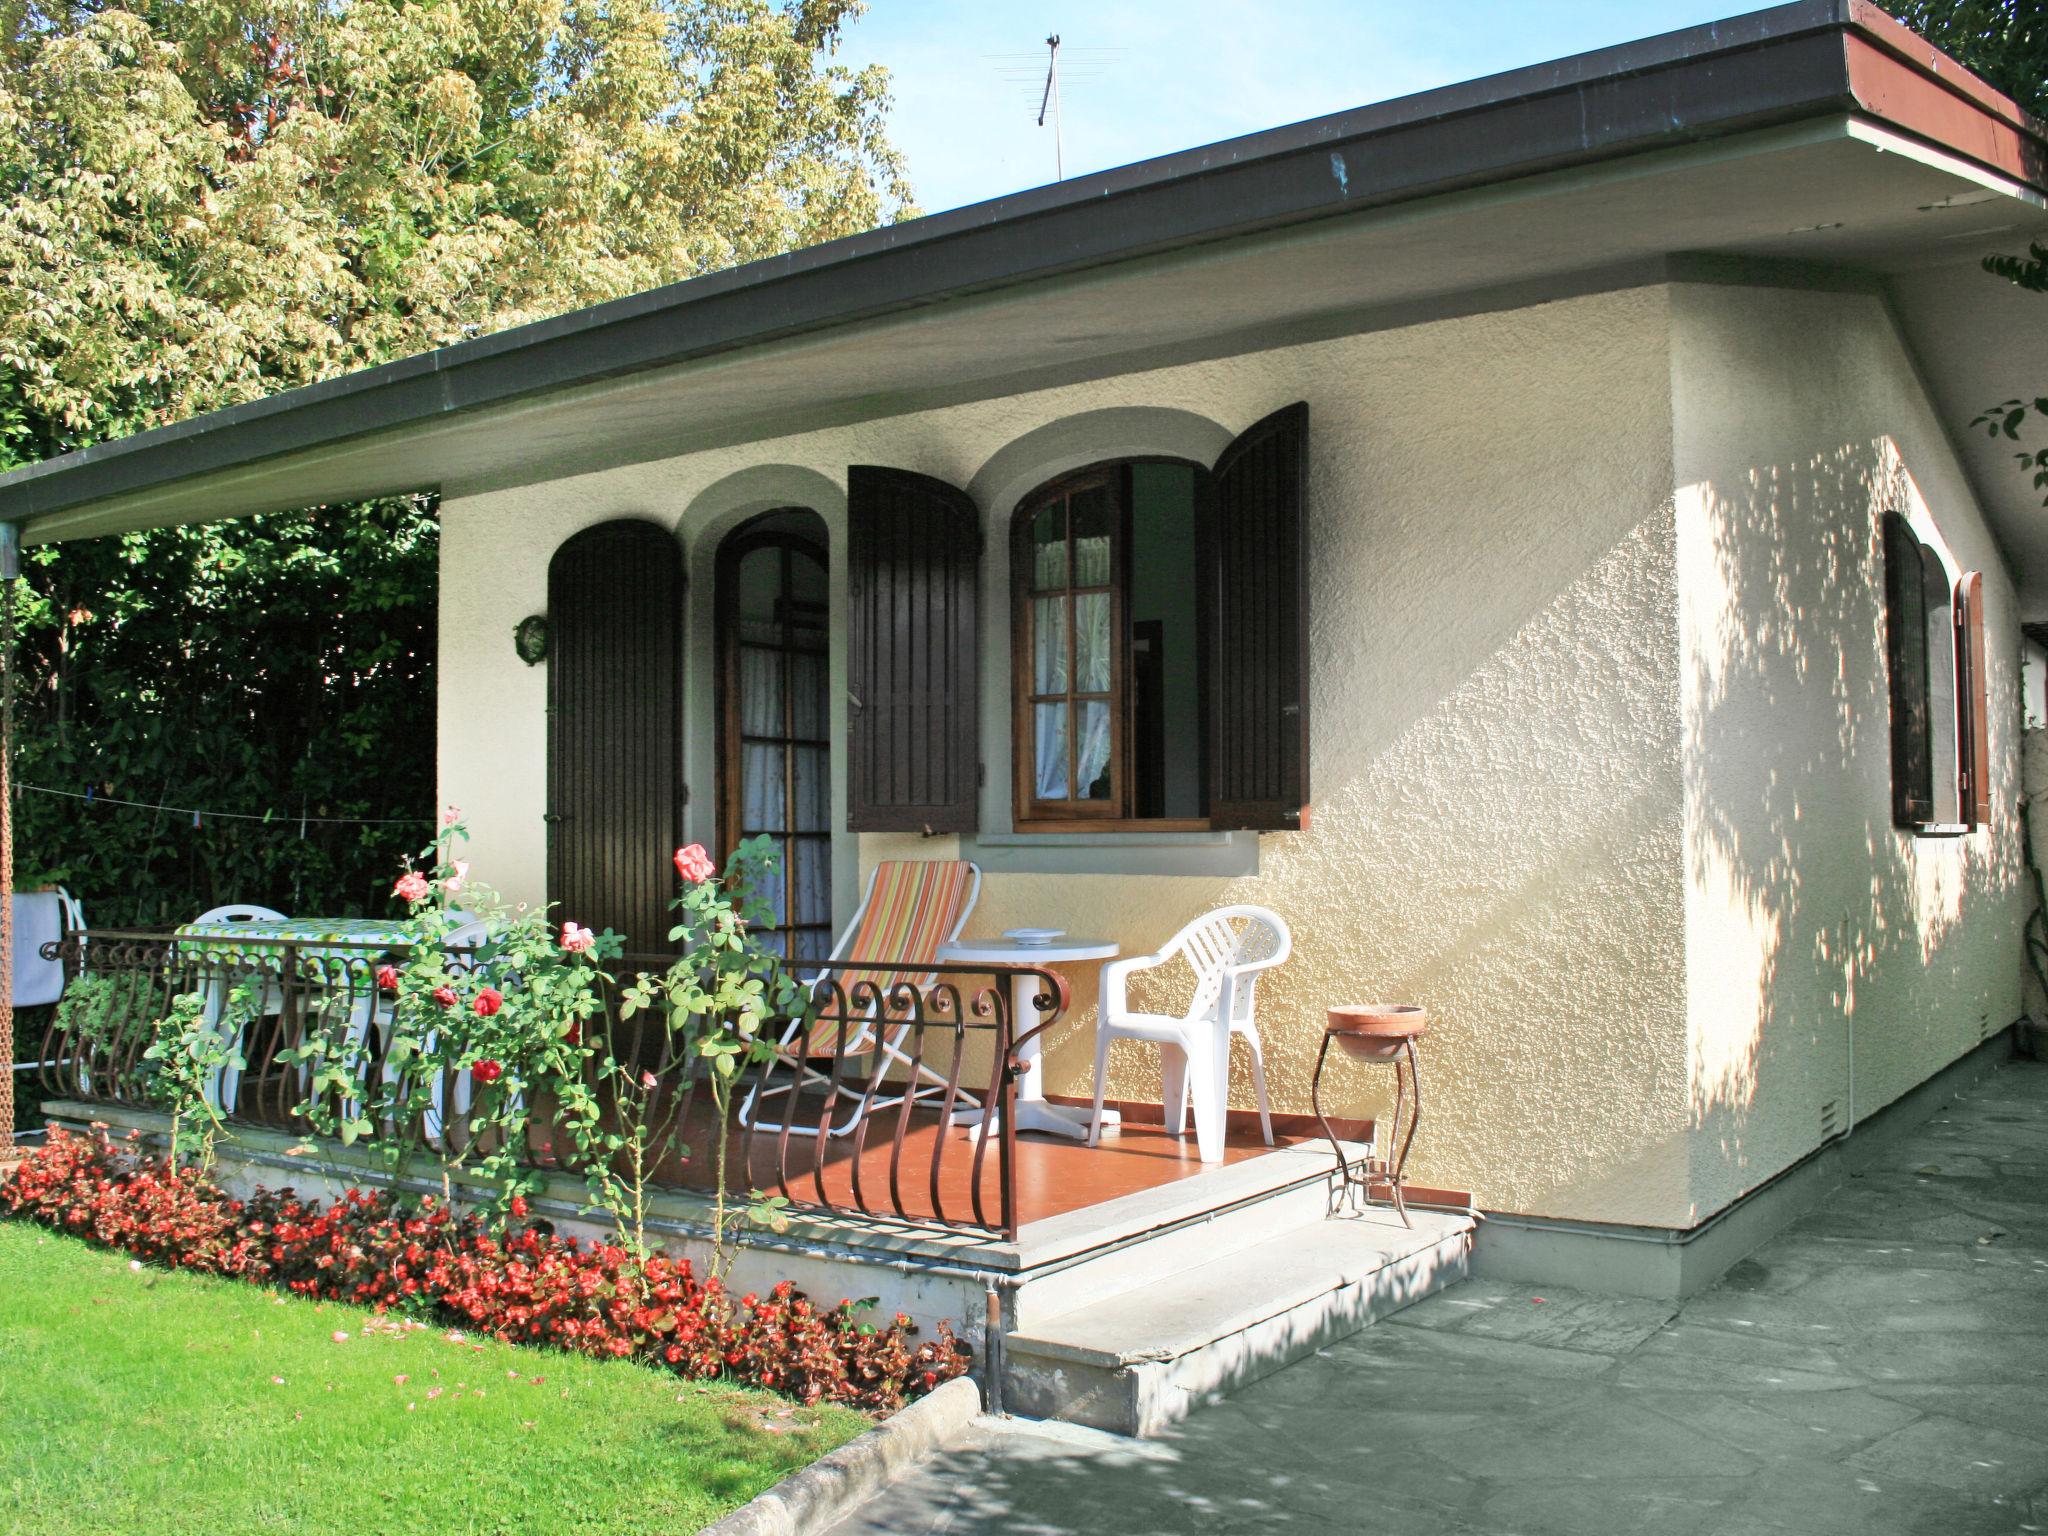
[2,1128,970,1413]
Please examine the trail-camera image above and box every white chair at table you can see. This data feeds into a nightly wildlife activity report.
[188,903,288,1112]
[738,859,982,1138]
[1088,905,1291,1164]
[12,886,85,1088]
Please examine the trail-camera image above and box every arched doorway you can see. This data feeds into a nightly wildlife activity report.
[715,510,832,957]
[546,519,684,952]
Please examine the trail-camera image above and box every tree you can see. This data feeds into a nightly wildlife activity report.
[1889,1,2046,118]
[0,1,912,925]
[1892,2,2048,508]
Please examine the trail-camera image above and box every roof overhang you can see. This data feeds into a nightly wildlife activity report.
[3,0,2044,585]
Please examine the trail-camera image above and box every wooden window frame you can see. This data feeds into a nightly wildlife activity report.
[1882,510,1989,836]
[1009,460,1211,834]
[714,513,833,955]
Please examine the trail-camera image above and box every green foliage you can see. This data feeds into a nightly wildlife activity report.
[11,497,438,923]
[0,0,911,923]
[573,836,807,1263]
[0,1224,862,1536]
[1889,1,2047,118]
[140,984,249,1172]
[1895,5,2048,510]
[282,813,612,1220]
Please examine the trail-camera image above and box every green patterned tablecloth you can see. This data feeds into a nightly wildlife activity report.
[174,917,415,959]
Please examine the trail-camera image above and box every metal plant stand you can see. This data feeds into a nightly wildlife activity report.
[1311,1005,1426,1227]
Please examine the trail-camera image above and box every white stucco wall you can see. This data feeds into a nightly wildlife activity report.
[1671,280,2026,1223]
[438,277,2024,1231]
[439,284,1691,1226]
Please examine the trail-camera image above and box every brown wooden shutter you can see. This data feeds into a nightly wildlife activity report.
[1207,403,1311,831]
[846,466,981,833]
[1881,511,1933,827]
[1955,569,1991,828]
[546,519,684,951]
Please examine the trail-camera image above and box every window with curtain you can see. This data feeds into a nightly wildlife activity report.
[1012,461,1206,828]
[717,511,832,955]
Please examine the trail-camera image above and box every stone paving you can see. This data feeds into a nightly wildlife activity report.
[825,1060,2048,1535]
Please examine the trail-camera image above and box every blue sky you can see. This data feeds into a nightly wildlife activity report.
[837,1,1763,215]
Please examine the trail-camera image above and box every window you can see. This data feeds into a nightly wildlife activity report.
[716,511,832,956]
[1882,511,1989,833]
[1012,461,1207,828]
[844,401,1312,836]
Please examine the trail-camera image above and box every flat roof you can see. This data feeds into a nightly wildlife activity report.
[0,0,2041,540]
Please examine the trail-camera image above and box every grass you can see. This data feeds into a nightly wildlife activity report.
[0,1221,868,1536]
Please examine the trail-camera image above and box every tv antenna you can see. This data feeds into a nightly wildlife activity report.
[1039,34,1063,180]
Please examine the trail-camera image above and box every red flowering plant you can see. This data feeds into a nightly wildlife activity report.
[2,1128,972,1411]
[281,808,616,1220]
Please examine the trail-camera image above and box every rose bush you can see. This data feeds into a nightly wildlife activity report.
[2,1127,970,1413]
[282,809,615,1219]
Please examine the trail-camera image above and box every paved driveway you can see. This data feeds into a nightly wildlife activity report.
[827,1060,2048,1535]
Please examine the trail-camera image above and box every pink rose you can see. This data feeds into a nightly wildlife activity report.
[393,871,431,903]
[443,860,469,895]
[374,965,400,995]
[442,805,462,827]
[673,844,717,884]
[560,922,595,955]
[432,985,458,1009]
[472,987,503,1018]
[639,1069,658,1091]
[471,1060,503,1085]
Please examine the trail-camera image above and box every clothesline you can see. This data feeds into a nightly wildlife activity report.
[18,782,430,828]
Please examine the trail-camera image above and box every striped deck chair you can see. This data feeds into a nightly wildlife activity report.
[738,859,981,1138]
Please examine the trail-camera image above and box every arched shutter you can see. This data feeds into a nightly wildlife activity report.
[1955,569,1990,828]
[546,520,684,950]
[1207,403,1311,831]
[846,466,981,833]
[1882,511,1933,827]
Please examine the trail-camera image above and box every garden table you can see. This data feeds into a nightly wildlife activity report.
[937,936,1120,1141]
[172,918,419,1114]
[173,916,417,960]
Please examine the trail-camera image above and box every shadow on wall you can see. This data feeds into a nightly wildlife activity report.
[1022,497,1691,1223]
[1681,435,2019,1208]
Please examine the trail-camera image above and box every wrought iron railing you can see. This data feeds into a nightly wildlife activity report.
[35,930,1062,1241]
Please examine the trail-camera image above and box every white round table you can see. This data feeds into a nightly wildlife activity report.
[937,936,1120,1140]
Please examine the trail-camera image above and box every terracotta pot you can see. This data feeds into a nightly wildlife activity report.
[1326,1004,1427,1061]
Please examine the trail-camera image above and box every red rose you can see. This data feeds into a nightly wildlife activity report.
[672,844,717,884]
[374,965,400,994]
[562,1020,581,1046]
[472,987,503,1017]
[432,985,457,1009]
[471,1060,503,1085]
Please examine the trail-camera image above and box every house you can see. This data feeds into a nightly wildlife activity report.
[8,1,2047,1432]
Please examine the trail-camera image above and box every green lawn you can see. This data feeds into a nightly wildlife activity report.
[0,1221,867,1536]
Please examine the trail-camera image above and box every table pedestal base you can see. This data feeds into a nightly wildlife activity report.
[954,1100,1121,1140]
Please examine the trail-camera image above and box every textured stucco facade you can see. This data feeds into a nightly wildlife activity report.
[436,275,2020,1231]
[1671,280,2026,1224]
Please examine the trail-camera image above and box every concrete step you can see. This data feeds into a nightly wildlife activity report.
[1007,1143,1360,1330]
[1001,1207,1473,1437]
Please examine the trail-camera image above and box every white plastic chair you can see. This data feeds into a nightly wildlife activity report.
[1089,905,1291,1164]
[738,860,982,1138]
[10,887,83,1008]
[188,905,288,1111]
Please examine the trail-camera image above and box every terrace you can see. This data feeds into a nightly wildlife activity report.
[29,922,1474,1434]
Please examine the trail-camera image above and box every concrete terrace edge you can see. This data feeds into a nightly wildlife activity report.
[1471,1023,2019,1298]
[695,1377,983,1536]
